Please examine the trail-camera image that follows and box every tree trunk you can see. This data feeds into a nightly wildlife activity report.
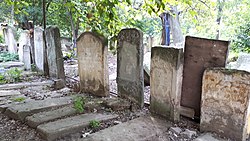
[43,0,49,76]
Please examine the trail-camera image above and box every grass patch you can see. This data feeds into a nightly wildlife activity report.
[73,96,85,113]
[89,120,100,129]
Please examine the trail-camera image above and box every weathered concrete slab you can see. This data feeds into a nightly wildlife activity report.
[181,36,229,117]
[102,98,131,111]
[0,80,54,90]
[82,116,171,141]
[4,96,72,121]
[194,133,226,141]
[117,28,144,108]
[0,61,24,69]
[0,90,21,97]
[201,68,250,141]
[26,105,77,128]
[34,26,45,72]
[77,32,109,96]
[37,113,118,141]
[150,47,183,121]
[18,30,30,63]
[45,26,65,80]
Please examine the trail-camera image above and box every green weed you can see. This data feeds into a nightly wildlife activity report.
[73,96,85,113]
[89,120,100,129]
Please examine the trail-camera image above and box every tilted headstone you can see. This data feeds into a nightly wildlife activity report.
[77,32,109,96]
[201,68,250,141]
[45,26,65,80]
[3,26,17,53]
[23,45,31,70]
[34,27,45,72]
[150,47,183,121]
[117,28,144,108]
[18,30,30,62]
[181,36,229,117]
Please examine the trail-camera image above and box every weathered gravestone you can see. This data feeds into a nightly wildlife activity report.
[117,28,144,108]
[23,45,31,70]
[3,26,17,53]
[181,36,229,117]
[34,27,44,72]
[201,68,250,141]
[235,53,250,72]
[150,47,183,121]
[45,26,65,80]
[77,32,109,96]
[18,30,30,62]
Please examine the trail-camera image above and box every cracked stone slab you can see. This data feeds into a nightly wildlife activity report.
[82,116,172,141]
[4,96,72,121]
[0,90,21,97]
[26,105,77,128]
[0,80,54,90]
[37,113,118,141]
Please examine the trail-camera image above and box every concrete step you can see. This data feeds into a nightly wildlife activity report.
[82,116,172,141]
[26,105,77,128]
[37,113,118,141]
[4,96,72,121]
[0,80,54,90]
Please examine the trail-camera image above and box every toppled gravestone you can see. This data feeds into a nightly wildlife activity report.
[201,68,250,141]
[150,47,183,121]
[77,32,109,96]
[45,26,65,80]
[117,28,144,108]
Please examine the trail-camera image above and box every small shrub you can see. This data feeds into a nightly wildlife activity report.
[73,96,85,113]
[0,74,6,84]
[89,120,100,128]
[0,52,19,62]
[12,97,25,102]
[4,68,22,83]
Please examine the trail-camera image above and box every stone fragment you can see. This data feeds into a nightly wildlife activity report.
[169,127,182,135]
[53,79,65,90]
[181,36,229,117]
[117,28,144,108]
[45,26,65,80]
[150,47,183,121]
[201,68,250,141]
[34,26,45,72]
[194,133,226,141]
[180,129,197,139]
[4,96,72,121]
[102,98,131,111]
[37,113,118,141]
[77,32,109,97]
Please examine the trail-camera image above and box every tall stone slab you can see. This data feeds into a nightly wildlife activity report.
[181,36,229,117]
[117,28,144,108]
[201,68,250,141]
[3,26,17,53]
[77,32,109,96]
[34,27,44,72]
[23,45,31,70]
[18,30,30,62]
[45,26,65,80]
[150,47,183,121]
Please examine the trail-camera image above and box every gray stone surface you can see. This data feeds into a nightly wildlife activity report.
[117,28,144,108]
[0,80,54,90]
[181,36,229,117]
[34,26,45,72]
[4,96,72,121]
[0,61,24,69]
[169,127,182,135]
[102,98,131,111]
[45,26,65,80]
[77,32,109,96]
[23,45,31,70]
[180,129,197,139]
[201,68,250,141]
[82,116,171,141]
[143,51,151,85]
[0,90,21,97]
[26,105,77,128]
[194,133,226,141]
[18,30,30,62]
[150,47,183,121]
[37,113,118,141]
[3,26,17,53]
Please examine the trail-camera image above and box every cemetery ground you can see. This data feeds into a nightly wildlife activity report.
[0,53,225,141]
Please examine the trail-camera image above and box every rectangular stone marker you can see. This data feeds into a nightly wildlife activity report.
[45,26,65,80]
[181,36,229,117]
[77,32,109,97]
[150,47,183,121]
[3,26,17,53]
[117,28,144,108]
[18,30,30,62]
[34,27,44,72]
[201,68,250,141]
[23,45,31,70]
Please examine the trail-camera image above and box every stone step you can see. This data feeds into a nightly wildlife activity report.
[0,80,54,90]
[82,116,171,141]
[4,96,72,121]
[26,105,77,128]
[0,90,21,97]
[37,113,118,141]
